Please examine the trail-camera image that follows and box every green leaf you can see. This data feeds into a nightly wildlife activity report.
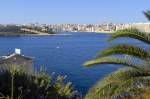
[98,44,150,61]
[85,68,150,99]
[109,28,150,44]
[143,11,150,21]
[84,56,143,70]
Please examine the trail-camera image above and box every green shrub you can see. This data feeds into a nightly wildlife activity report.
[0,65,78,99]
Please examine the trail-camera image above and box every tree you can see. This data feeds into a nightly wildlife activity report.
[0,65,78,99]
[84,11,150,99]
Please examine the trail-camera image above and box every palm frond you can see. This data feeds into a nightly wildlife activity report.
[143,11,150,21]
[85,10,150,98]
[98,44,150,61]
[109,28,150,44]
[85,68,150,99]
[84,56,144,70]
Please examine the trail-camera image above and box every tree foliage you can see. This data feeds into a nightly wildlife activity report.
[84,11,150,99]
[0,65,78,99]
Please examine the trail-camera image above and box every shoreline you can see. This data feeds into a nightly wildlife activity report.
[0,31,114,37]
[95,31,114,33]
[23,33,72,36]
[0,33,72,37]
[70,31,114,34]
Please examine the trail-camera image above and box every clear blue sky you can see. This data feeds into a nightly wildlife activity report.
[0,0,150,24]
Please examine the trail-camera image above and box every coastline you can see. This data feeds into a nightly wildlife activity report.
[0,31,114,37]
[0,32,72,37]
[95,31,114,34]
[71,31,114,34]
[23,33,72,36]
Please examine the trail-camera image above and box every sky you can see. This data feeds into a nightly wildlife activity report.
[0,0,150,24]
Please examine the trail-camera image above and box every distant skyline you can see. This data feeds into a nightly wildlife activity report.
[0,0,150,24]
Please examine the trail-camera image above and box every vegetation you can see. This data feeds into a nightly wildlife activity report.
[0,25,36,36]
[21,26,55,34]
[0,25,21,33]
[0,65,78,99]
[84,11,150,99]
[0,25,55,36]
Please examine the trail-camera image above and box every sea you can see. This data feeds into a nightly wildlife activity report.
[0,32,143,95]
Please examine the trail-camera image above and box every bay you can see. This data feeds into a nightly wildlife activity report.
[0,32,142,95]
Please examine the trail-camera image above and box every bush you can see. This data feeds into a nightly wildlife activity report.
[0,65,79,99]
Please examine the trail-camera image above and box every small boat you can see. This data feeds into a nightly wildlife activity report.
[56,46,60,49]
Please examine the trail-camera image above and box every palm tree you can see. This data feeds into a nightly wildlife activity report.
[84,11,150,99]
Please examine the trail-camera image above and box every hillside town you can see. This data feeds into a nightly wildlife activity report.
[1,22,150,33]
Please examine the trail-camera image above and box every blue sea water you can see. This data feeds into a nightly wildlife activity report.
[0,32,143,95]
